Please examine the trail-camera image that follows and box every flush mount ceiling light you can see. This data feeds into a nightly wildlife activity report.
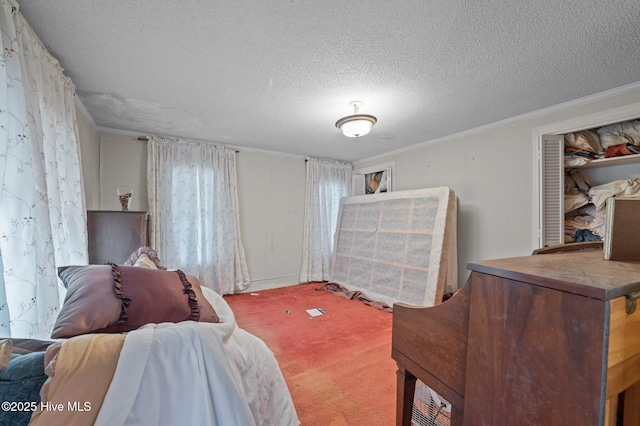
[335,101,377,138]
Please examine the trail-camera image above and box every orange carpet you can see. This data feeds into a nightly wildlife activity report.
[225,283,397,426]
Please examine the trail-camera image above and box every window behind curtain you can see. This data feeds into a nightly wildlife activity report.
[147,137,250,294]
[299,158,352,283]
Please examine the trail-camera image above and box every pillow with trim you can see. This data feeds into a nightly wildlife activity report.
[52,264,218,339]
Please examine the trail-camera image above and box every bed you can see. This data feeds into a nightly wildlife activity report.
[1,247,299,426]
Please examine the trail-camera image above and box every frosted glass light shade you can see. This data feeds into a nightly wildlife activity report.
[335,114,377,138]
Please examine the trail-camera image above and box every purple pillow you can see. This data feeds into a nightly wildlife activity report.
[52,265,218,339]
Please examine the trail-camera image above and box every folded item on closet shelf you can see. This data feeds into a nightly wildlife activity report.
[591,215,607,238]
[564,206,606,239]
[565,203,597,219]
[567,169,591,194]
[574,229,602,242]
[588,178,640,211]
[604,143,640,158]
[565,215,594,235]
[564,156,591,168]
[597,119,640,149]
[565,173,577,194]
[564,130,603,154]
[565,192,590,213]
[565,146,598,159]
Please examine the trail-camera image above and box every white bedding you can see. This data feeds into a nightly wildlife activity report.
[94,287,299,426]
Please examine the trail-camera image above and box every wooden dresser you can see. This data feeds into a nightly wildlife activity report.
[86,210,149,264]
[392,250,640,425]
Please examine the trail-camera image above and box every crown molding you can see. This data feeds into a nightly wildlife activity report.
[357,81,640,165]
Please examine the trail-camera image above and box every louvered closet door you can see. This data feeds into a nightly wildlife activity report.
[540,135,564,247]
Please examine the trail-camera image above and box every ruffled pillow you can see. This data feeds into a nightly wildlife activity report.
[52,265,219,339]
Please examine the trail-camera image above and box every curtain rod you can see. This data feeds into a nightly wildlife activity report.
[138,136,239,153]
[305,156,353,165]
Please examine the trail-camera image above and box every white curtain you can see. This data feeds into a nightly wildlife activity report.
[147,137,250,294]
[299,158,352,282]
[0,0,87,338]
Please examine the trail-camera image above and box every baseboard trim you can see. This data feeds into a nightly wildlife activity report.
[241,274,301,292]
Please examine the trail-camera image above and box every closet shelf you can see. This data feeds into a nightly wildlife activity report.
[573,153,640,169]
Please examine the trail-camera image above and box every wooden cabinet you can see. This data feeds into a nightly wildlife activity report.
[86,210,149,264]
[392,250,640,425]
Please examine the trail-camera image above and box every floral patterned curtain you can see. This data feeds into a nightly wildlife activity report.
[147,137,250,294]
[299,158,352,282]
[0,0,87,338]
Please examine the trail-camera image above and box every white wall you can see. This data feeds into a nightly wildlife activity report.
[79,83,640,292]
[75,107,101,210]
[99,133,148,211]
[236,150,306,291]
[354,83,640,287]
[96,133,306,291]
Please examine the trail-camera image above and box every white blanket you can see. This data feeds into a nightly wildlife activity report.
[94,288,299,426]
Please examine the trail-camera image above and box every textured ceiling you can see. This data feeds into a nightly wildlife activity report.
[16,0,640,162]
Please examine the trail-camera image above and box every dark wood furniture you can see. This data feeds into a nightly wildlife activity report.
[87,210,149,264]
[531,240,603,255]
[392,250,640,425]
